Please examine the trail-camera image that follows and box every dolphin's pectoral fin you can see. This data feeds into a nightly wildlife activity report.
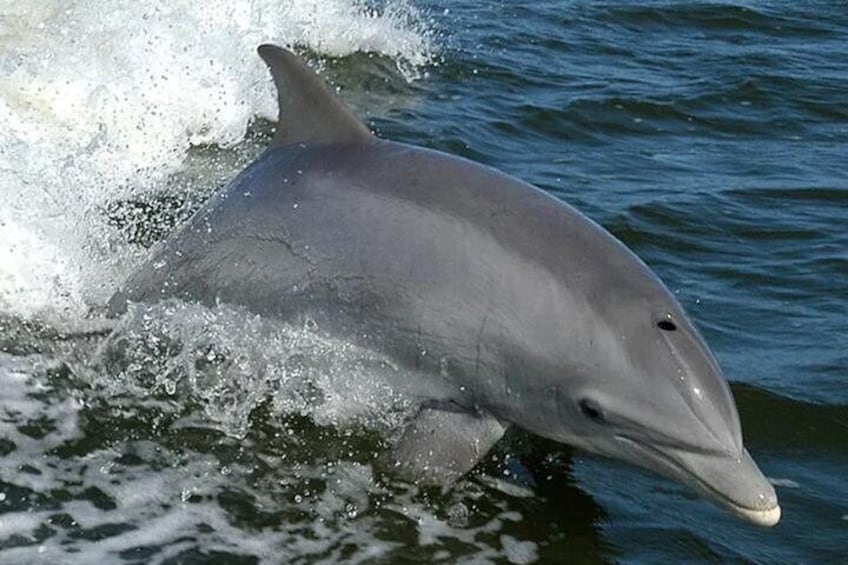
[386,403,508,485]
[257,45,373,147]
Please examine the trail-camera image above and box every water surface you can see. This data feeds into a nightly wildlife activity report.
[1,1,846,562]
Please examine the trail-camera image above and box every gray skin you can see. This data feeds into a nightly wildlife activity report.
[109,45,780,526]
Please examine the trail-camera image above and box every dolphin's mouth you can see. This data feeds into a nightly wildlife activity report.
[614,435,781,527]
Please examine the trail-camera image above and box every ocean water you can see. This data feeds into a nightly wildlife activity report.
[1,0,846,562]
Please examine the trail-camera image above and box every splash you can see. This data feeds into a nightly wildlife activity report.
[81,300,416,438]
[0,0,434,323]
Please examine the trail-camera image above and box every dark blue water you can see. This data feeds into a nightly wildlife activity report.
[1,1,846,563]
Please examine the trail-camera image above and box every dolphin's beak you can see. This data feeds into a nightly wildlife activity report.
[674,447,780,526]
[617,437,781,526]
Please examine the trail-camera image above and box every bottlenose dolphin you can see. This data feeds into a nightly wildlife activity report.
[109,44,780,526]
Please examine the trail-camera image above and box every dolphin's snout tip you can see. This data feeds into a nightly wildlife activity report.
[725,465,780,527]
[734,502,781,527]
[721,456,781,527]
[645,443,781,527]
[731,451,781,527]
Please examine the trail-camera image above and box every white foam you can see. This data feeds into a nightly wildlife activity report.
[500,534,539,565]
[0,0,433,324]
[0,353,84,457]
[386,485,535,565]
[768,477,799,488]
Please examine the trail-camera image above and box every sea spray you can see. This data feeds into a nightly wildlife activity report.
[0,0,433,323]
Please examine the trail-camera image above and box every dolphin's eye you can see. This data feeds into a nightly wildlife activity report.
[657,319,677,331]
[579,399,605,423]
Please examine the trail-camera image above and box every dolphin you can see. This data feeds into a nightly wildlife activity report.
[108,44,780,526]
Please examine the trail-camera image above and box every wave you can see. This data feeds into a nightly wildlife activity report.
[0,0,434,323]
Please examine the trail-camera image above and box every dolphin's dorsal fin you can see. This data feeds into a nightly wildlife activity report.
[257,44,373,147]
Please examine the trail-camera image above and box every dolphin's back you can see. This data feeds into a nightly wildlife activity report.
[112,139,645,405]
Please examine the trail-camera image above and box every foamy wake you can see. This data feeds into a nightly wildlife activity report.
[0,351,536,565]
[0,0,434,323]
